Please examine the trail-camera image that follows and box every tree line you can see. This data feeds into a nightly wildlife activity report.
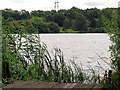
[2,7,118,33]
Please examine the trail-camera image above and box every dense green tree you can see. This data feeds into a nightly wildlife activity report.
[48,22,60,33]
[72,13,89,32]
[70,7,84,14]
[31,10,38,17]
[2,9,21,20]
[95,17,104,28]
[2,7,118,33]
[29,17,50,33]
[101,8,112,19]
[20,10,31,20]
[84,8,100,20]
[52,13,65,27]
[31,10,46,17]
[12,10,21,20]
[63,18,72,29]
[90,18,96,28]
[65,10,76,20]
[58,9,67,15]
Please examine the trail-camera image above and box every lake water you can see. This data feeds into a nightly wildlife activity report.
[39,33,111,75]
[15,33,112,75]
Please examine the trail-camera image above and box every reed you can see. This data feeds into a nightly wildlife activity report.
[2,29,86,86]
[2,22,106,87]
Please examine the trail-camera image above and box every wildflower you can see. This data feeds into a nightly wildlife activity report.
[112,11,115,13]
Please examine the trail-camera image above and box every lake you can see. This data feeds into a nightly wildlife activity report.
[15,33,111,75]
[39,33,111,75]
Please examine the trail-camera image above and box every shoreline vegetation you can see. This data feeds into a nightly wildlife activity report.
[1,7,120,89]
[2,31,116,88]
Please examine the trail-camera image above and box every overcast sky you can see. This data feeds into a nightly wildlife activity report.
[0,0,120,11]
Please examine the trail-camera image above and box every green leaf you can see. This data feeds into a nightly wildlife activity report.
[17,42,22,51]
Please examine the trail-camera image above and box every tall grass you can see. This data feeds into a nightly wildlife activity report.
[2,29,88,86]
[2,20,109,87]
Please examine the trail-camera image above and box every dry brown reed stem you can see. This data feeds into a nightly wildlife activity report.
[101,70,118,88]
[101,70,107,83]
[108,70,112,84]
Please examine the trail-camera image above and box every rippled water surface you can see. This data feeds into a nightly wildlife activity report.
[39,33,111,74]
[14,33,111,75]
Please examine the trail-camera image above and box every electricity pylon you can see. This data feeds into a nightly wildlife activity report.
[54,0,59,11]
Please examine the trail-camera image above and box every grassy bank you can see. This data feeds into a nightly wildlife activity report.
[60,28,80,33]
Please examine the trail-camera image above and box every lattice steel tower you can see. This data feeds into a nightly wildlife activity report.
[54,0,59,11]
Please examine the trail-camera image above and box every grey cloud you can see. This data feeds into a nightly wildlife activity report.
[85,1,105,6]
